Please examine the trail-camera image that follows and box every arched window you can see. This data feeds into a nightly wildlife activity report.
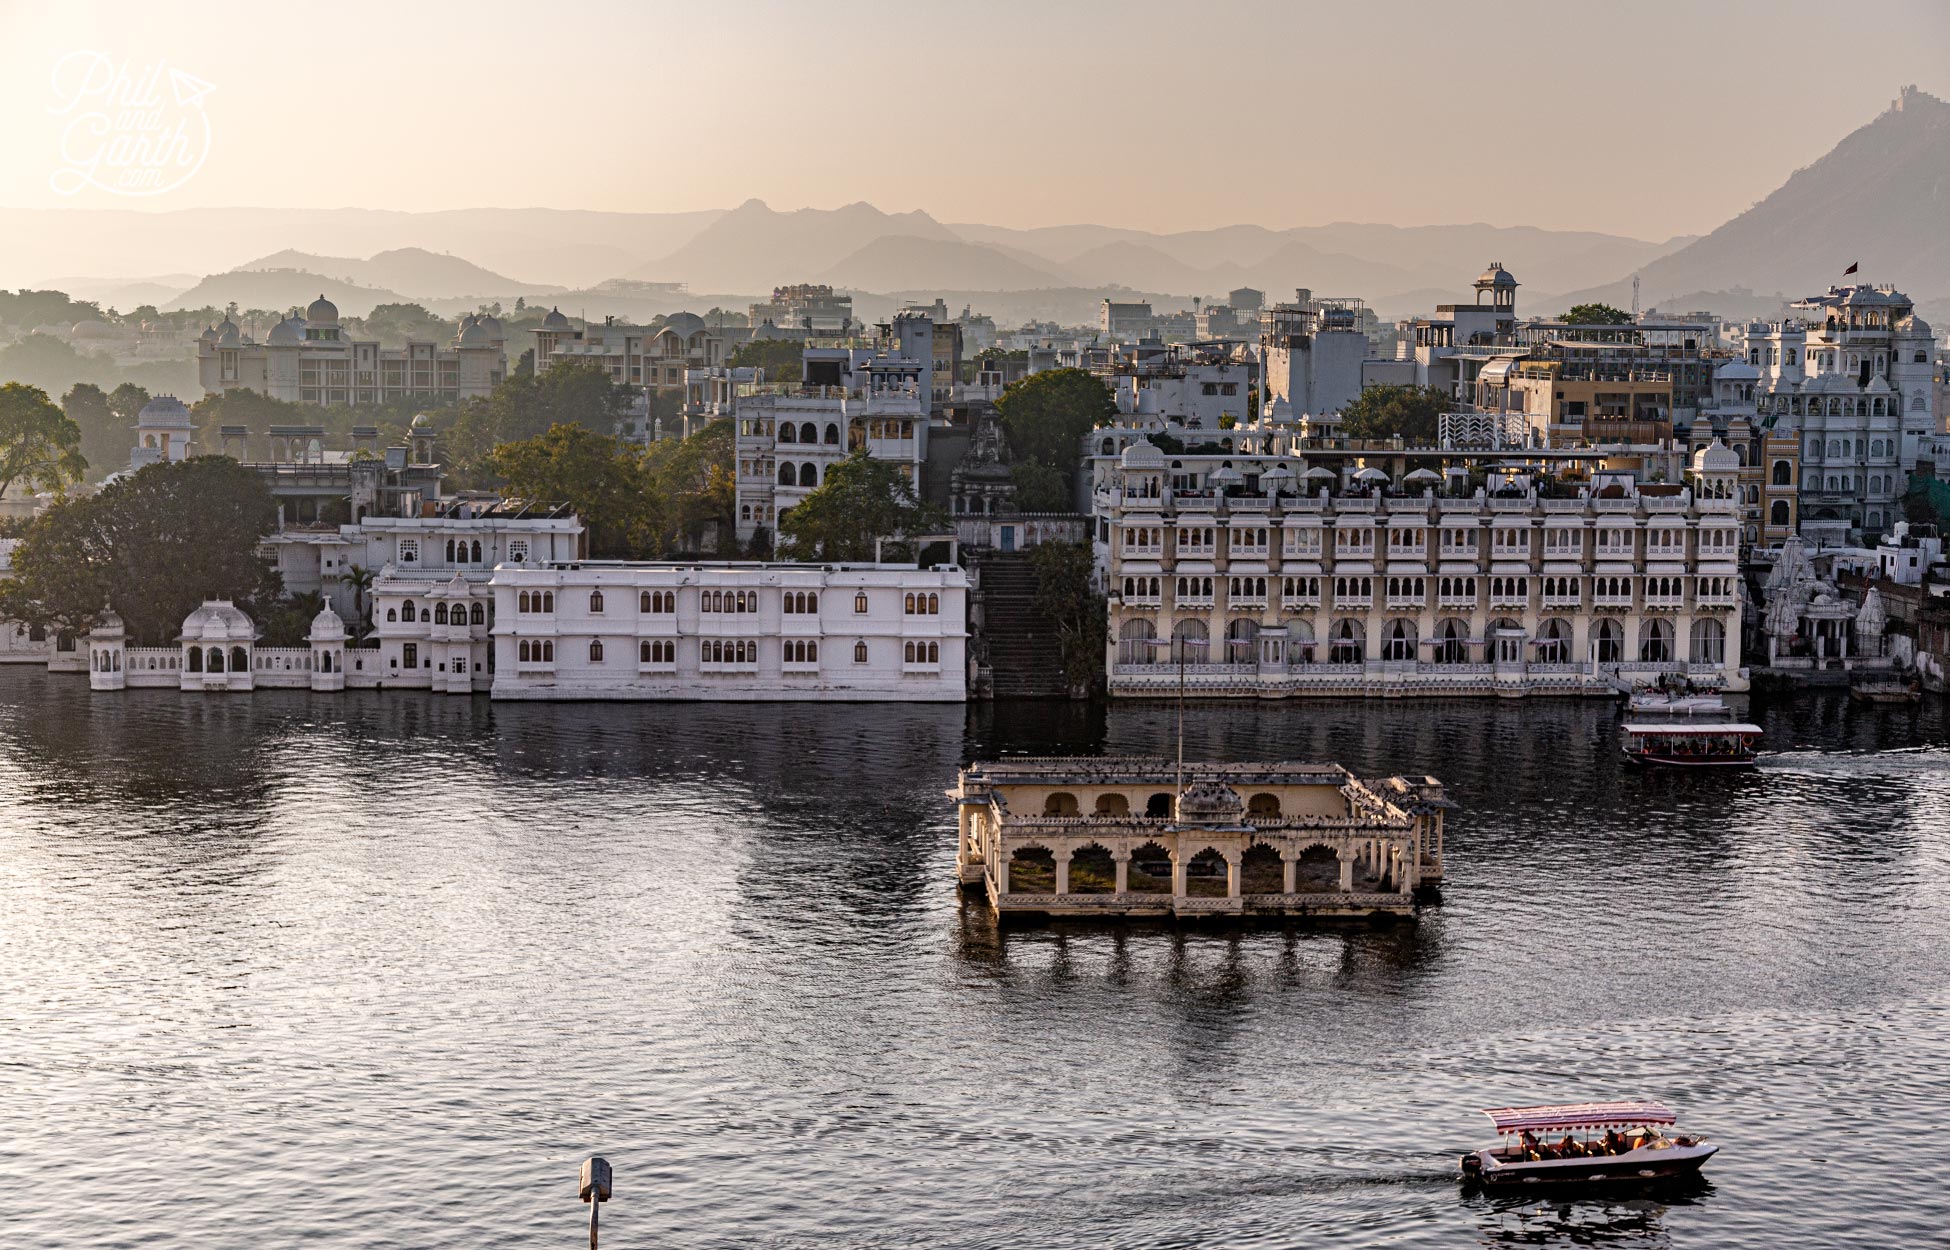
[1329,618,1364,664]
[927,593,939,615]
[519,592,530,613]
[1119,617,1157,664]
[434,603,449,624]
[188,647,203,673]
[640,591,653,612]
[824,423,840,445]
[520,640,531,662]
[387,608,398,622]
[778,463,795,485]
[640,640,652,663]
[1171,617,1209,662]
[855,592,869,614]
[401,599,415,620]
[1382,618,1417,662]
[799,422,817,444]
[1638,618,1674,663]
[590,590,605,613]
[854,640,868,663]
[806,592,818,613]
[1770,500,1791,526]
[230,645,248,672]
[1691,618,1726,665]
[590,640,604,662]
[542,641,554,661]
[445,539,456,562]
[800,462,818,488]
[471,540,482,563]
[779,422,797,443]
[904,640,916,663]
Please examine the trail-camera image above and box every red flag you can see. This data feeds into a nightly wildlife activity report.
[1844,262,1859,275]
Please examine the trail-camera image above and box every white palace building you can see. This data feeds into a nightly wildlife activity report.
[81,559,968,701]
[489,561,968,701]
[1099,438,1748,699]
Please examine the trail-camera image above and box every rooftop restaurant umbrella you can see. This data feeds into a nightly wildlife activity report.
[1260,465,1297,494]
[1302,466,1339,480]
[1353,467,1390,483]
[1209,465,1244,486]
[1403,467,1443,483]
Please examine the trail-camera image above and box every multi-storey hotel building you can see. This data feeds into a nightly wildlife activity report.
[488,562,967,701]
[1099,438,1747,698]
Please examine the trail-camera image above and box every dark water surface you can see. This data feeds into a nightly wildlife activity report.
[2,668,1947,1248]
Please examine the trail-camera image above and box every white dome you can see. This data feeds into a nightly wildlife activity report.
[266,315,302,346]
[542,306,571,329]
[1692,438,1739,472]
[71,319,116,339]
[306,294,339,324]
[198,325,218,342]
[90,608,125,636]
[1120,438,1166,469]
[458,318,492,346]
[216,319,241,347]
[179,599,256,643]
[306,603,346,642]
[138,395,193,429]
[476,314,503,337]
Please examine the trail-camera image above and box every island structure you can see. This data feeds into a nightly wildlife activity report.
[951,758,1450,920]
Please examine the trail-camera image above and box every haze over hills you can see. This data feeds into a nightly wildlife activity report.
[1547,86,1950,316]
[235,248,560,300]
[4,86,1946,334]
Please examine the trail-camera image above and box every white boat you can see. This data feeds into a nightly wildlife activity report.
[1459,1101,1718,1187]
[1623,674,1730,719]
[1621,722,1761,768]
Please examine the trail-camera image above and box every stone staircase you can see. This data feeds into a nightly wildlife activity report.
[975,553,1072,699]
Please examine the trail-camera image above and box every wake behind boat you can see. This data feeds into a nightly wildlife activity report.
[1459,1101,1717,1187]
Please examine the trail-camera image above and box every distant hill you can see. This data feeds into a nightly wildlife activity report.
[236,247,557,300]
[817,235,1069,292]
[163,271,409,320]
[635,199,966,291]
[1554,86,1950,315]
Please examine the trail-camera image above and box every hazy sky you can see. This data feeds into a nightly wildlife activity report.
[4,0,1948,240]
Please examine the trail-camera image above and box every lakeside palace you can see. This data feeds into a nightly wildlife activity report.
[1096,439,1747,698]
[953,758,1450,920]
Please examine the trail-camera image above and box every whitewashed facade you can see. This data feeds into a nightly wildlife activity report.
[489,562,968,701]
[1099,439,1747,698]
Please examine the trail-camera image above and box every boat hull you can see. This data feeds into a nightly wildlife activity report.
[1623,751,1755,768]
[1462,1143,1718,1187]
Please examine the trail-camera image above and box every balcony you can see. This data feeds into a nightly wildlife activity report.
[1281,594,1322,610]
[1385,595,1426,611]
[1334,593,1373,609]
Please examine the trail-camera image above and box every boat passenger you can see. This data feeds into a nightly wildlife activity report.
[1556,1133,1581,1158]
[1603,1129,1626,1154]
[1520,1130,1543,1160]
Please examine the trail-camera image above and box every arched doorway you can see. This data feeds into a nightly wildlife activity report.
[1126,841,1172,894]
[1295,845,1340,892]
[1007,847,1056,893]
[1241,844,1283,893]
[1067,844,1116,894]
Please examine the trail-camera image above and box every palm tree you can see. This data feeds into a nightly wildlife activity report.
[341,564,375,644]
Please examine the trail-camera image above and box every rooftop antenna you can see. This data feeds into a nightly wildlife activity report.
[1632,275,1641,318]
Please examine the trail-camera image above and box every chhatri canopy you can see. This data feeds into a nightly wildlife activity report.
[1482,1101,1677,1134]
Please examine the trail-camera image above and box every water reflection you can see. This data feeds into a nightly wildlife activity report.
[1468,1183,1713,1247]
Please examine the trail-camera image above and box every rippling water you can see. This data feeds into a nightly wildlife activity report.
[1,669,1947,1248]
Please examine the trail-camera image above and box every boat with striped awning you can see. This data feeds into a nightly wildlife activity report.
[1459,1101,1718,1187]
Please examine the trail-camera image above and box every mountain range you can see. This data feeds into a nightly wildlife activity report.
[4,86,1946,331]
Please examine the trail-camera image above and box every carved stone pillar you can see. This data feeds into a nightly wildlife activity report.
[1113,851,1130,895]
[1225,852,1241,899]
[1282,853,1297,894]
[1339,853,1354,892]
[1055,853,1070,896]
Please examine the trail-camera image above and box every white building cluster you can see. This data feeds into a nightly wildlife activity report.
[196,296,506,406]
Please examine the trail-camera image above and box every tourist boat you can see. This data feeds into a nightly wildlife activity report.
[1621,722,1761,768]
[1623,674,1730,719]
[1459,1101,1717,1187]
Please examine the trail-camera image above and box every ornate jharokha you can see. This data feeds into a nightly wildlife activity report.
[951,758,1451,920]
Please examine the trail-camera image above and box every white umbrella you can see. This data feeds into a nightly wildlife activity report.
[1260,465,1297,494]
[1403,467,1443,483]
[1209,464,1244,486]
[1302,466,1338,481]
[1353,466,1390,483]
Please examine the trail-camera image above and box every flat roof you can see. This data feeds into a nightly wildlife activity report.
[1622,723,1762,734]
[1483,1102,1676,1133]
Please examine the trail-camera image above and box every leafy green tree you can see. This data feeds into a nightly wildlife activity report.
[447,362,635,484]
[642,418,736,554]
[0,382,88,499]
[340,563,376,644]
[107,382,152,424]
[993,368,1116,482]
[1339,384,1450,443]
[356,302,451,347]
[488,424,650,558]
[1009,458,1070,512]
[1559,303,1633,325]
[778,449,943,561]
[62,382,124,481]
[726,337,804,382]
[1030,541,1106,695]
[0,457,279,644]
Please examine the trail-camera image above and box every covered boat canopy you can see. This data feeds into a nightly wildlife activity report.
[1622,723,1762,735]
[1483,1101,1677,1134]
